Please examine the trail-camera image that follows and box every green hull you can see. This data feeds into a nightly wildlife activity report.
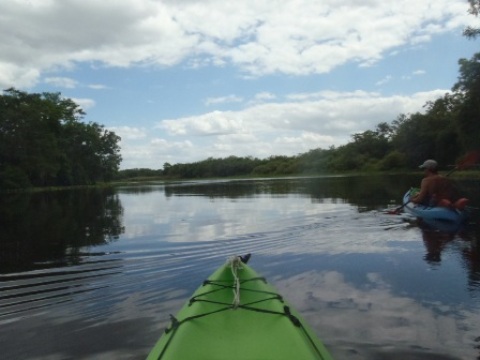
[146,256,333,360]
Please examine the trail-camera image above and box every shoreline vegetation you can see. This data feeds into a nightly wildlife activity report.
[3,169,478,195]
[113,157,480,183]
[113,169,480,183]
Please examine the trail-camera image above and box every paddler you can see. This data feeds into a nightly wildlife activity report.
[410,159,467,209]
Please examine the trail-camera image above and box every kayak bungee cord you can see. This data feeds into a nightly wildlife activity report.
[229,255,242,309]
[152,255,330,360]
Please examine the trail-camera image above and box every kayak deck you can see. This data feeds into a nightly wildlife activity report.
[146,255,333,360]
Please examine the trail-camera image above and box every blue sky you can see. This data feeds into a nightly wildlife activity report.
[1,0,478,169]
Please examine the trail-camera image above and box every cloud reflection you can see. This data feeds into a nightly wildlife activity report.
[273,270,480,359]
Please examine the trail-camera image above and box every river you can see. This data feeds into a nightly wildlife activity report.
[1,174,480,359]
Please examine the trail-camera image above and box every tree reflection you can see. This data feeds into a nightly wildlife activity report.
[0,189,124,273]
[161,175,417,211]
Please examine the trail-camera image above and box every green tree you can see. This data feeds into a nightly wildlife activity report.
[0,89,78,186]
[0,89,122,188]
[451,53,480,151]
[390,92,463,170]
[378,150,407,170]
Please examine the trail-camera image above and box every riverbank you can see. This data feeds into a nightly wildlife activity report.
[3,169,479,193]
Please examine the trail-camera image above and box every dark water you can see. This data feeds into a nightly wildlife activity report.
[1,175,480,360]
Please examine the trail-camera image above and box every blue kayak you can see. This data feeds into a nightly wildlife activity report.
[403,189,468,229]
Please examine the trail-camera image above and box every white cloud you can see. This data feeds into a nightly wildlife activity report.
[71,97,95,110]
[0,0,474,88]
[402,69,427,80]
[120,137,194,169]
[246,91,280,107]
[159,111,247,136]
[205,94,243,106]
[45,77,78,88]
[160,90,443,139]
[286,90,379,101]
[88,84,109,90]
[108,126,147,140]
[0,62,40,89]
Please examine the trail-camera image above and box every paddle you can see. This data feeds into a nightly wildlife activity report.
[445,150,480,175]
[386,151,480,215]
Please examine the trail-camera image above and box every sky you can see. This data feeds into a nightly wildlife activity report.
[1,0,479,170]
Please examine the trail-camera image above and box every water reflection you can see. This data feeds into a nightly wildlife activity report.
[272,264,480,360]
[0,188,124,273]
[421,228,455,264]
[1,175,480,360]
[161,175,411,211]
[464,243,480,292]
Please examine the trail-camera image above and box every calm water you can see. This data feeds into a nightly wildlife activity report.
[1,175,480,360]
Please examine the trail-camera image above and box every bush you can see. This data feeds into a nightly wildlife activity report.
[378,151,407,170]
[0,166,31,190]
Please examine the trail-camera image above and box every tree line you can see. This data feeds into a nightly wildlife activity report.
[0,88,122,189]
[118,51,480,181]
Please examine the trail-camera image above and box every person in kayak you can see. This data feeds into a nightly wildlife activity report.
[410,159,466,208]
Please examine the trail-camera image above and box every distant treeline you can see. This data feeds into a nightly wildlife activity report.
[0,88,122,189]
[118,52,480,181]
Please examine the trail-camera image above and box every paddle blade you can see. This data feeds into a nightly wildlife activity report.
[456,150,480,170]
[386,206,403,215]
[386,209,401,215]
